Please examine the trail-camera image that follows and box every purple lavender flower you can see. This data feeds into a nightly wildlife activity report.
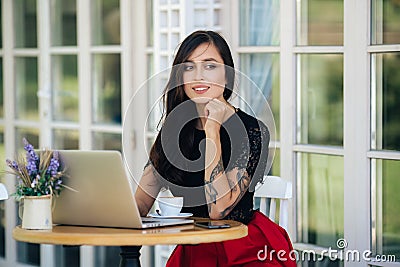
[47,152,60,177]
[6,159,19,172]
[23,138,39,176]
[53,151,59,160]
[55,179,62,190]
[26,160,37,175]
[23,138,39,161]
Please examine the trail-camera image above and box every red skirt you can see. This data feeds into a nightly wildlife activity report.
[166,211,296,267]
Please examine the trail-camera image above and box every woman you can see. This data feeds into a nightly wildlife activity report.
[135,30,295,266]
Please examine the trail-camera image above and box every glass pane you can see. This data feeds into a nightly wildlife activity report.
[269,148,280,176]
[0,58,3,118]
[297,0,343,46]
[0,129,4,257]
[15,128,39,152]
[171,10,179,27]
[194,10,208,28]
[371,0,400,45]
[95,247,120,267]
[298,153,344,248]
[14,128,40,265]
[92,132,121,151]
[171,33,179,50]
[239,53,280,140]
[53,129,79,149]
[147,55,164,133]
[92,54,121,124]
[214,9,220,27]
[15,57,39,120]
[52,55,79,122]
[55,245,80,267]
[298,54,343,146]
[239,0,280,46]
[147,136,155,152]
[50,0,77,46]
[160,33,167,50]
[160,11,167,28]
[374,159,400,261]
[17,242,40,265]
[371,53,400,151]
[91,0,120,45]
[14,0,37,48]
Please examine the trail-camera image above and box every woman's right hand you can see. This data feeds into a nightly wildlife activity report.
[203,99,229,134]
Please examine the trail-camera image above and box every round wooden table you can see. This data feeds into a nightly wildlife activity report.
[13,219,247,266]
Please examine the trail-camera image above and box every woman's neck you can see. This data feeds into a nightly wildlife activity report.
[195,104,207,129]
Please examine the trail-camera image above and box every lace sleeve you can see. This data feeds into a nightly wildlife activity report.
[225,120,270,191]
[217,117,269,223]
[247,122,270,191]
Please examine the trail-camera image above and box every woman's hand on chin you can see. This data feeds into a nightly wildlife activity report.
[204,99,228,133]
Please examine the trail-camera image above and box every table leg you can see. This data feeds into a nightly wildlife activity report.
[119,246,141,267]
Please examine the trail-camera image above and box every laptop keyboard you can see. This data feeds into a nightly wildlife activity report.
[142,220,159,223]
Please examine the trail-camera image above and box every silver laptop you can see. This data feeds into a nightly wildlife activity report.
[53,150,194,229]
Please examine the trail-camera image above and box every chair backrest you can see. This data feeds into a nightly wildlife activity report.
[254,176,292,231]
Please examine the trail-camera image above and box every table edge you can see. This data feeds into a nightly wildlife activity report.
[13,222,248,246]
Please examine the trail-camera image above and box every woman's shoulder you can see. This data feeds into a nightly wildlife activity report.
[236,108,269,133]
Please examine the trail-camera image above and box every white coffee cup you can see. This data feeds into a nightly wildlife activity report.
[158,196,183,216]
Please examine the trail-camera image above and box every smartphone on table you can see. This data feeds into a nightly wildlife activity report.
[195,221,231,229]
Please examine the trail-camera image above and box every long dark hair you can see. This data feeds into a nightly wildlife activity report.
[149,30,235,186]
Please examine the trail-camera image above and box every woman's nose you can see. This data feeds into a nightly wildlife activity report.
[194,63,203,80]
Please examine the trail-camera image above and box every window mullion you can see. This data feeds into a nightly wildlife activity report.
[37,0,52,149]
[2,0,17,265]
[76,0,95,263]
[131,3,156,266]
[280,0,296,239]
[120,0,133,113]
[37,0,55,264]
[343,1,370,266]
[77,0,92,150]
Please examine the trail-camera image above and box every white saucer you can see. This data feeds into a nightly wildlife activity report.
[148,212,193,219]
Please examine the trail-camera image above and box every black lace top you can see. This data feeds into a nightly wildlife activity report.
[169,108,270,224]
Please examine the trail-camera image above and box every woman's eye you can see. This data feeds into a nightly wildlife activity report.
[183,64,194,71]
[205,63,217,70]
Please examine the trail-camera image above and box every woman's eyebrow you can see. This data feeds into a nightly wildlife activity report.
[185,58,221,63]
[202,58,220,62]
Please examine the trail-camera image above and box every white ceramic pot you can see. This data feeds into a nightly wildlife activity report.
[20,195,53,230]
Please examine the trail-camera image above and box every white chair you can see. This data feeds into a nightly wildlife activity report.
[0,183,8,200]
[254,176,292,231]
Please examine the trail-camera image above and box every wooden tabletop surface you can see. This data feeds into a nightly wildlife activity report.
[13,219,248,246]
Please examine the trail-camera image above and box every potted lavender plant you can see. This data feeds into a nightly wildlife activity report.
[5,138,66,229]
